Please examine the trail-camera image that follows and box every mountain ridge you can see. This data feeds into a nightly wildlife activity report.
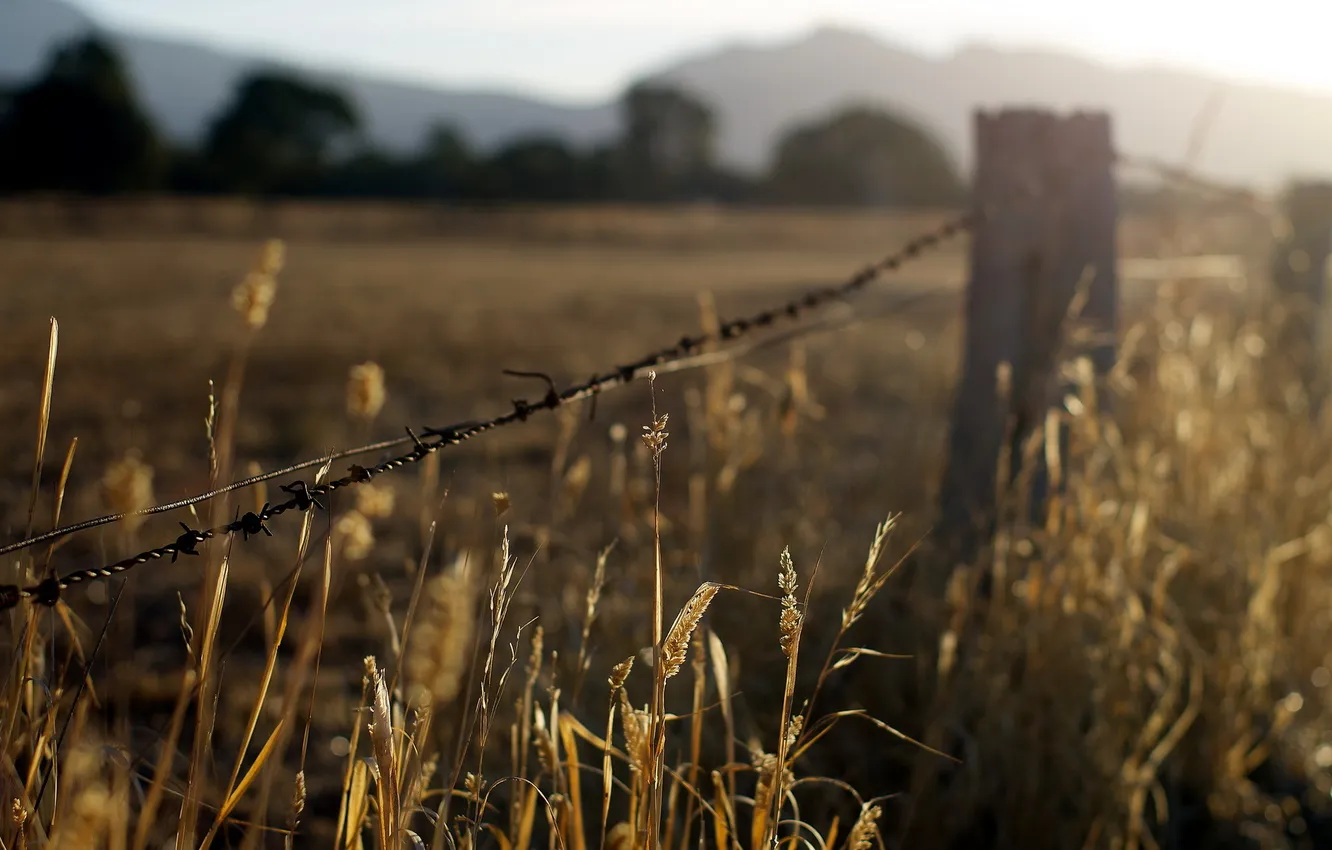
[6,0,1332,188]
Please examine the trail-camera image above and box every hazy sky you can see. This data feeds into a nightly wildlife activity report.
[69,0,1330,100]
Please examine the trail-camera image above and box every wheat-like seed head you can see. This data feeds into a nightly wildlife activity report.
[661,583,720,679]
[101,450,154,532]
[784,714,805,751]
[563,454,592,507]
[334,510,375,561]
[533,707,558,776]
[354,483,395,519]
[843,515,898,630]
[610,655,635,691]
[48,737,119,850]
[403,559,477,711]
[618,689,650,774]
[846,803,881,850]
[641,393,670,458]
[232,270,277,331]
[290,770,306,824]
[346,361,387,420]
[464,772,483,802]
[364,656,401,844]
[584,546,610,631]
[779,547,801,658]
[258,238,286,277]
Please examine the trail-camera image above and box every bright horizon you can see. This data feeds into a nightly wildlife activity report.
[67,0,1332,102]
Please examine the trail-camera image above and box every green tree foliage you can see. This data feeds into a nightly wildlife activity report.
[767,106,965,208]
[202,70,361,195]
[0,34,164,193]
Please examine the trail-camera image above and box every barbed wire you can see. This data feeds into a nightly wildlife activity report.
[0,147,1277,612]
[0,207,982,611]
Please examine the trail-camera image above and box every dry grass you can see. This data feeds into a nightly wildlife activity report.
[0,198,1318,850]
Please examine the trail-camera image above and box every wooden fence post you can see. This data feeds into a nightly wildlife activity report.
[937,109,1119,561]
[1270,180,1332,409]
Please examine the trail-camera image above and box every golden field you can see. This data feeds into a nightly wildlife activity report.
[0,196,1324,850]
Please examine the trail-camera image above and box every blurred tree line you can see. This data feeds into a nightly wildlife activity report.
[0,35,967,208]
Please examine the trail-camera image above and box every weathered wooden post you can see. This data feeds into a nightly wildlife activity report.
[937,109,1119,561]
[1270,180,1332,409]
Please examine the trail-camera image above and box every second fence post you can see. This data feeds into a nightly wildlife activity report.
[937,108,1119,562]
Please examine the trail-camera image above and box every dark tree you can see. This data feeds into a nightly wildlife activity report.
[477,136,594,202]
[766,106,964,208]
[203,70,360,194]
[319,149,421,198]
[411,123,477,198]
[616,81,718,201]
[0,35,164,193]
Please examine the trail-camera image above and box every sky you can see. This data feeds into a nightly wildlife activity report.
[68,0,1332,101]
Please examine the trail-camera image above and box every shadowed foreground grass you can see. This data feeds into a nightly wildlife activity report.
[0,202,1325,850]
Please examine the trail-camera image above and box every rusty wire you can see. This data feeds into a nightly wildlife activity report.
[0,207,981,611]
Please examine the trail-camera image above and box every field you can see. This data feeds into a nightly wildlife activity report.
[0,196,1323,850]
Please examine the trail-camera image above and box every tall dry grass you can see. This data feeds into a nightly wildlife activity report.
[0,221,1329,850]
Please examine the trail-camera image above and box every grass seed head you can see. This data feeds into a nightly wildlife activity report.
[641,413,670,457]
[347,361,387,420]
[785,714,805,751]
[355,483,396,519]
[335,510,375,561]
[846,803,881,850]
[779,547,801,658]
[610,655,635,691]
[232,270,277,330]
[661,583,720,679]
[618,690,650,774]
[101,450,154,532]
[258,238,286,276]
[403,561,477,711]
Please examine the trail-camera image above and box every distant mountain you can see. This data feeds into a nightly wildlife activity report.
[0,0,617,153]
[6,1,1332,188]
[651,26,1332,187]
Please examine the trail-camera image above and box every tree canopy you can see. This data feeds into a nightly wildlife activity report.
[615,82,720,201]
[0,34,974,209]
[202,70,361,195]
[768,106,965,208]
[0,34,163,193]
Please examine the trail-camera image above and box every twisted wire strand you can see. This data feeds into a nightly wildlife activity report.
[0,208,981,611]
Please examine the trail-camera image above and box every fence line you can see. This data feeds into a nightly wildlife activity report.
[0,141,1279,612]
[0,207,983,610]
